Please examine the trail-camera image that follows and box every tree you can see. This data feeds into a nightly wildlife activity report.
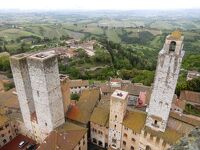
[70,93,80,101]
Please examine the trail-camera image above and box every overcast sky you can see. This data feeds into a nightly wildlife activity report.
[0,0,200,10]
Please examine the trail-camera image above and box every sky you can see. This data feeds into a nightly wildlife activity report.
[0,0,200,10]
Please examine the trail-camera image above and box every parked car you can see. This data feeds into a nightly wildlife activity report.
[18,141,28,148]
[26,144,36,150]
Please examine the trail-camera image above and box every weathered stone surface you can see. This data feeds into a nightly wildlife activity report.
[170,127,200,150]
[10,53,35,132]
[146,34,185,132]
[27,51,65,135]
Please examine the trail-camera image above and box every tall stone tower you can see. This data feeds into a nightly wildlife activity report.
[10,54,35,132]
[108,90,128,149]
[27,51,65,138]
[146,31,185,132]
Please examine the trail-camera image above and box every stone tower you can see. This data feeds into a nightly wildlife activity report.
[27,51,65,138]
[146,31,185,132]
[108,90,128,149]
[10,54,35,132]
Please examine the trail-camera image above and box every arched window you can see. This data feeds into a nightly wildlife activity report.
[123,141,126,146]
[146,145,151,150]
[123,133,128,138]
[115,115,117,120]
[169,41,176,52]
[93,138,97,144]
[3,139,7,144]
[154,120,158,125]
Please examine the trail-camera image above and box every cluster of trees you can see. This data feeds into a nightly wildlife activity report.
[0,53,10,72]
[176,77,200,96]
[120,30,154,44]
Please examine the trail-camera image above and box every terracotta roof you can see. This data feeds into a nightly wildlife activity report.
[180,90,200,104]
[0,88,19,109]
[67,89,100,125]
[170,112,200,127]
[174,99,186,110]
[0,114,9,127]
[69,80,89,88]
[110,78,122,83]
[144,126,183,144]
[56,122,87,132]
[90,107,109,126]
[38,123,87,150]
[122,84,151,96]
[123,110,147,133]
[100,84,113,93]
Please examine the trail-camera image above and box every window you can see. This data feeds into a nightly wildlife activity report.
[115,115,117,120]
[93,138,97,144]
[83,140,85,145]
[132,138,135,142]
[0,127,3,131]
[124,133,128,138]
[114,125,116,129]
[156,137,160,143]
[9,135,12,140]
[123,141,126,146]
[98,141,103,147]
[79,147,81,150]
[37,91,40,97]
[169,41,176,52]
[131,146,135,150]
[2,134,4,137]
[125,127,128,130]
[112,138,116,143]
[45,123,47,126]
[146,145,151,150]
[8,130,10,134]
[154,120,158,125]
[3,139,7,144]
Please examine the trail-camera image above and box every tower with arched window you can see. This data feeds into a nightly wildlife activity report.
[108,90,128,149]
[145,31,185,132]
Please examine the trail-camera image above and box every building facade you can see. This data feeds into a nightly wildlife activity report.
[10,54,35,133]
[27,51,65,140]
[108,90,128,149]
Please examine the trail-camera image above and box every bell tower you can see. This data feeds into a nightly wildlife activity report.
[145,31,185,132]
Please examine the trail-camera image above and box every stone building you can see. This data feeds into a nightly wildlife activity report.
[0,114,16,148]
[146,31,185,132]
[186,70,200,81]
[108,90,129,149]
[6,50,88,149]
[10,53,35,134]
[69,79,89,94]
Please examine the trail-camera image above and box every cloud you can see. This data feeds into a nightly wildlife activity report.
[0,0,200,10]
